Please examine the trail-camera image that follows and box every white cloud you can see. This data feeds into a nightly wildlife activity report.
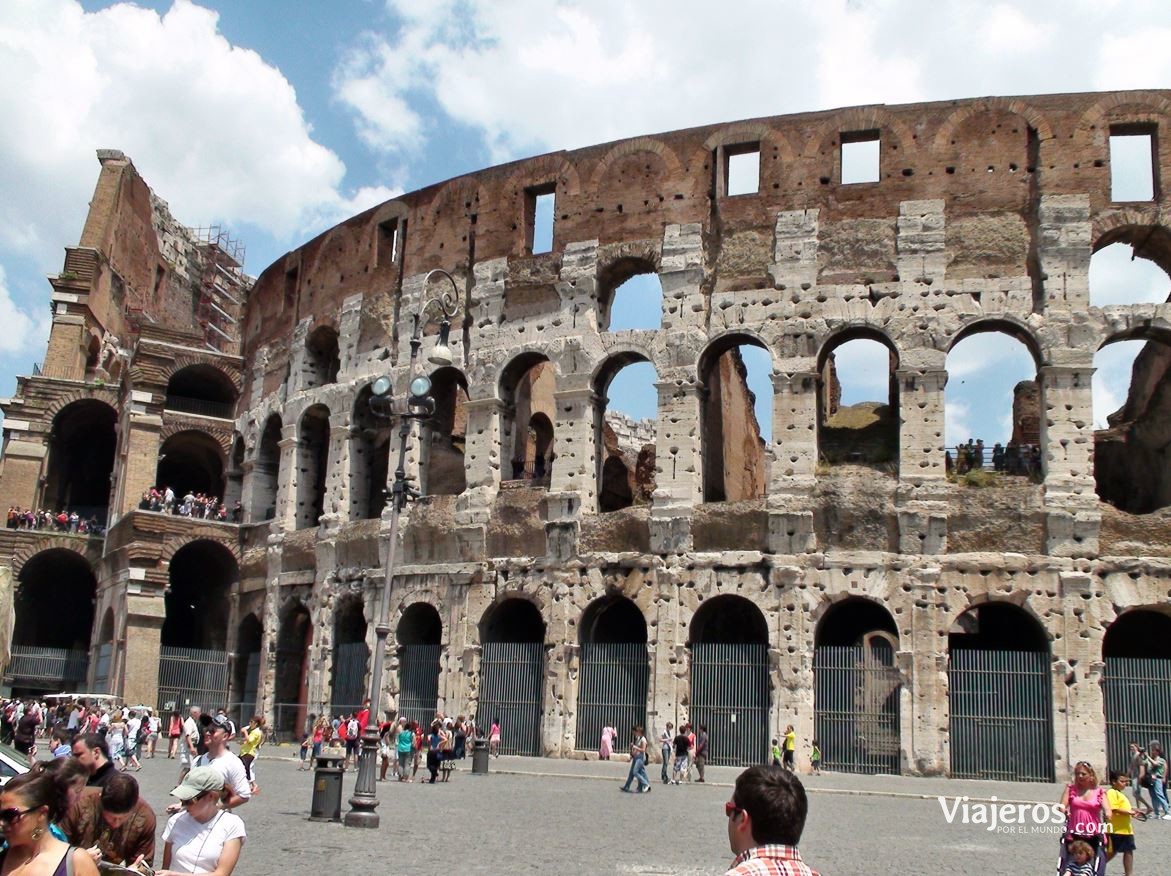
[334,0,1171,166]
[0,266,50,357]
[1088,243,1170,306]
[0,0,378,270]
[833,339,892,403]
[1093,340,1143,428]
[945,400,971,448]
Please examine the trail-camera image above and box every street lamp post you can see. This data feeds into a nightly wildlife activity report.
[344,269,461,828]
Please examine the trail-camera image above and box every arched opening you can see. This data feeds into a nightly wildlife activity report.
[478,598,546,755]
[689,595,769,766]
[699,335,772,503]
[304,326,340,388]
[598,259,662,331]
[501,354,555,484]
[1094,332,1171,513]
[421,367,468,496]
[296,405,330,529]
[349,386,391,520]
[817,332,898,471]
[5,550,95,695]
[947,601,1053,781]
[1088,234,1171,309]
[274,601,311,740]
[594,355,657,514]
[223,437,244,520]
[233,613,262,727]
[159,540,236,712]
[397,603,442,728]
[164,365,238,419]
[1102,608,1171,772]
[156,431,226,501]
[43,400,116,519]
[92,608,115,694]
[813,598,901,775]
[330,596,369,716]
[251,415,281,522]
[576,594,648,751]
[945,324,1041,480]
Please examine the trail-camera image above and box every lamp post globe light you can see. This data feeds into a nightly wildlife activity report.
[344,269,461,828]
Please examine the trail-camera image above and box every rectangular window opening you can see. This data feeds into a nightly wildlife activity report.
[1109,126,1156,202]
[377,219,399,266]
[526,184,556,255]
[841,131,881,185]
[725,144,760,196]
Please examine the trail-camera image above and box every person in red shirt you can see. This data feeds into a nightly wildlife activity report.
[724,766,819,876]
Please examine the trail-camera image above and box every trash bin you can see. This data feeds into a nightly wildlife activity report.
[471,737,490,775]
[309,754,344,822]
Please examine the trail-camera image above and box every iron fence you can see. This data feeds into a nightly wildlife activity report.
[948,648,1054,782]
[1104,656,1171,773]
[814,645,901,774]
[330,642,369,716]
[689,643,769,767]
[3,646,88,688]
[575,642,648,752]
[91,643,112,694]
[398,644,441,729]
[157,645,229,714]
[478,642,544,756]
[163,395,235,420]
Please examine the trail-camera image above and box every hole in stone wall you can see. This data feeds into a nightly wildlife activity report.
[599,258,662,331]
[501,353,555,484]
[421,367,469,497]
[526,183,556,255]
[725,143,760,196]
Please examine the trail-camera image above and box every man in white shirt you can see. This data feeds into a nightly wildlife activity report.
[179,707,202,780]
[193,714,251,810]
[67,704,82,731]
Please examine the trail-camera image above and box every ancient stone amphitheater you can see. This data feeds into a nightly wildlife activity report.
[3,90,1171,781]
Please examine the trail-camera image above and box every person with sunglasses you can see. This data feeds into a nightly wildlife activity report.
[723,765,818,876]
[158,767,245,876]
[0,769,100,876]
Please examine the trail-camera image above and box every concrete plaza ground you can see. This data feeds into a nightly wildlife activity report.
[117,748,1170,875]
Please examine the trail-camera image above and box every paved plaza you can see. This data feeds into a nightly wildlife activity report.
[114,749,1171,875]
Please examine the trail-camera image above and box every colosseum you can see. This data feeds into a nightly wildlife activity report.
[2,90,1171,781]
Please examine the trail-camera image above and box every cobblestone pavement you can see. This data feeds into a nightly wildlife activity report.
[114,749,1171,875]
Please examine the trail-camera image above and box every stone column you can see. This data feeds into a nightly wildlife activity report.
[42,311,88,380]
[649,372,702,554]
[273,428,298,531]
[121,594,165,708]
[903,567,949,775]
[546,384,598,560]
[286,320,312,395]
[660,224,706,332]
[118,416,162,516]
[1039,363,1098,557]
[323,422,351,527]
[768,368,818,554]
[896,366,949,555]
[1037,194,1092,312]
[1056,571,1107,776]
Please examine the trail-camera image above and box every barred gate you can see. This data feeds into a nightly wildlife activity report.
[92,643,112,693]
[689,643,769,767]
[814,645,901,774]
[157,646,229,712]
[238,652,260,722]
[399,644,441,727]
[3,646,88,692]
[576,643,648,751]
[478,642,544,756]
[948,649,1054,781]
[1104,656,1171,772]
[330,642,369,715]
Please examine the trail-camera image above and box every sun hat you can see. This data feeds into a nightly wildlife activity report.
[170,766,224,800]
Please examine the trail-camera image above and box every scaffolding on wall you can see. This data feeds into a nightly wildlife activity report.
[191,226,247,353]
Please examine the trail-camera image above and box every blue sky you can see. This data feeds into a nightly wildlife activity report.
[2,1,1171,449]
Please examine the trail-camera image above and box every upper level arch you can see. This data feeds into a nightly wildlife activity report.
[946,317,1044,369]
[165,363,239,419]
[932,97,1053,151]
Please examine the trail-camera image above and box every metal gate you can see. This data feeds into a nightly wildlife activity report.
[1104,656,1171,772]
[330,641,369,715]
[399,644,441,727]
[576,642,648,751]
[238,652,260,721]
[814,645,901,774]
[690,643,769,767]
[3,646,88,692]
[478,642,544,756]
[157,645,229,713]
[92,643,112,694]
[949,648,1054,781]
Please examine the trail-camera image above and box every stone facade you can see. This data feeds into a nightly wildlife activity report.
[5,91,1171,779]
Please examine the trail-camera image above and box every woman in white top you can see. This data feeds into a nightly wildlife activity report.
[158,766,245,876]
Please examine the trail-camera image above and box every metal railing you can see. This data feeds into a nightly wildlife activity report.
[4,646,89,686]
[163,395,235,420]
[576,643,648,754]
[946,443,1043,478]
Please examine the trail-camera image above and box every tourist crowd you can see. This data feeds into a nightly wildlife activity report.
[138,486,241,522]
[946,438,1043,478]
[5,507,105,535]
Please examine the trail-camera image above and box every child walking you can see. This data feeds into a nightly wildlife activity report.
[810,740,822,775]
[770,738,783,767]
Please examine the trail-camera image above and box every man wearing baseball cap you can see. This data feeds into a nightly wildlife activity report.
[191,714,251,810]
[161,766,246,876]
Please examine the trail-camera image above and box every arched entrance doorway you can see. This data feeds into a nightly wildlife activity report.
[156,430,226,499]
[575,595,648,751]
[478,599,545,756]
[158,540,235,713]
[1102,609,1171,772]
[689,595,769,766]
[948,601,1054,781]
[330,596,369,716]
[397,603,442,727]
[43,400,116,518]
[4,549,95,695]
[233,613,262,728]
[273,601,311,740]
[813,598,901,774]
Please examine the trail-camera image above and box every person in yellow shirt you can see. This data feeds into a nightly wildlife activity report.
[782,724,796,771]
[239,715,266,794]
[1105,770,1136,876]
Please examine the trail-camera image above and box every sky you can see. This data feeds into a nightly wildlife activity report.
[2,0,1171,449]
